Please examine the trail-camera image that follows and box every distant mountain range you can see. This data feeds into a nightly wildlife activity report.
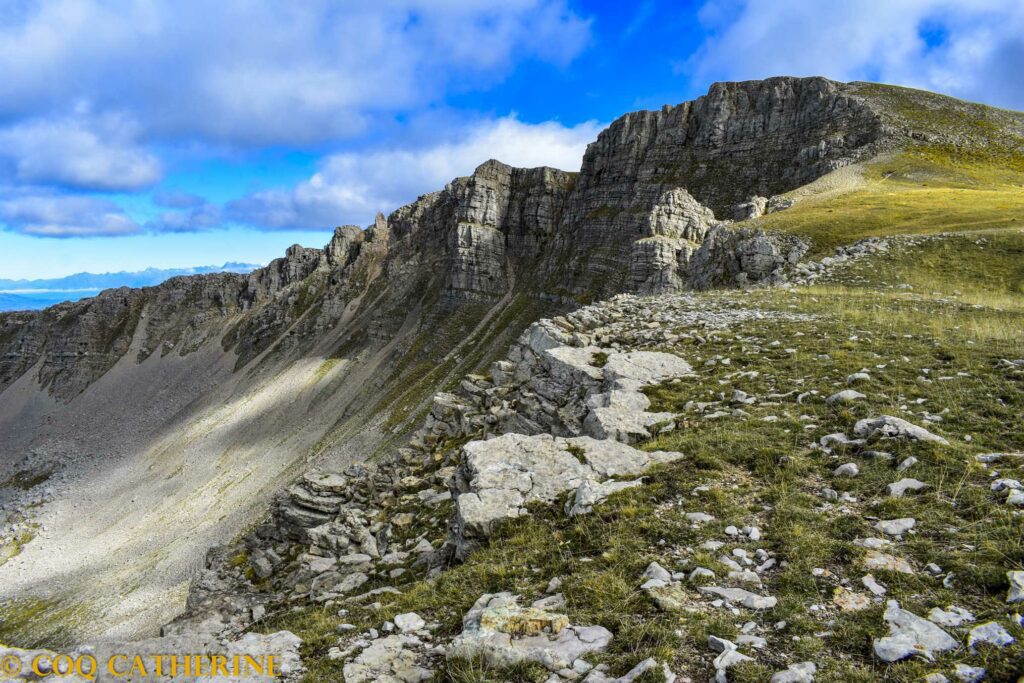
[0,262,262,311]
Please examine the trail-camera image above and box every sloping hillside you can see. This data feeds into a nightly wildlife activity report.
[0,76,1021,661]
[244,230,1024,683]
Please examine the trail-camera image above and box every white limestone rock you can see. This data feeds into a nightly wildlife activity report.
[826,389,865,405]
[566,478,644,517]
[875,518,916,537]
[1007,570,1024,603]
[343,635,434,683]
[873,600,958,662]
[770,661,817,682]
[968,621,1014,651]
[928,606,975,628]
[452,433,682,557]
[853,416,949,445]
[446,593,613,672]
[698,586,777,610]
[887,478,928,498]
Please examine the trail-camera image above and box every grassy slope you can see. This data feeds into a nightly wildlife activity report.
[754,150,1024,257]
[753,82,1024,257]
[263,229,1024,682]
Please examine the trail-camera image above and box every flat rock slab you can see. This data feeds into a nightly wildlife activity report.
[863,550,914,574]
[873,600,958,662]
[566,478,644,516]
[887,478,928,498]
[582,657,674,683]
[601,351,693,388]
[343,635,434,683]
[698,585,777,610]
[582,349,692,443]
[447,593,612,672]
[854,416,949,445]
[967,621,1014,651]
[453,433,682,557]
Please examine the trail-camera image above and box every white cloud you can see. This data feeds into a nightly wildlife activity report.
[0,1,592,147]
[0,193,141,238]
[687,0,1024,110]
[227,116,603,230]
[0,115,162,191]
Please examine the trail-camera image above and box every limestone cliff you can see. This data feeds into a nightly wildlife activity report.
[1,77,934,404]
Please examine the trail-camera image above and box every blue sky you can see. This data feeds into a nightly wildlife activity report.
[2,0,1023,279]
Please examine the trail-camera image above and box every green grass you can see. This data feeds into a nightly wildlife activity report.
[855,82,1024,158]
[756,151,1024,256]
[221,102,1024,681]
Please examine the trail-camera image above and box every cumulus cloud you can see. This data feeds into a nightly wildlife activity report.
[687,0,1024,110]
[0,193,141,238]
[227,116,603,231]
[0,114,162,191]
[0,1,592,147]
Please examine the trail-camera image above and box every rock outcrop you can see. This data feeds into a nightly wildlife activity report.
[0,77,938,404]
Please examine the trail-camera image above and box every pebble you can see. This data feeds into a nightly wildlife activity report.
[770,661,817,683]
[707,635,733,653]
[826,389,866,405]
[954,664,987,682]
[887,478,928,497]
[685,512,715,523]
[833,462,859,477]
[642,562,672,583]
[699,585,777,610]
[875,518,916,537]
[896,456,918,471]
[861,574,887,596]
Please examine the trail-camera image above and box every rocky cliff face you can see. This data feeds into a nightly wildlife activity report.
[0,77,904,405]
[0,76,940,642]
[544,76,888,299]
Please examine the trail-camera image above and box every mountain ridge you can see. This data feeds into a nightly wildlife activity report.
[0,75,1022,651]
[0,262,262,292]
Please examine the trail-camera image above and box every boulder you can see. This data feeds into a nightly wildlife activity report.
[446,593,612,672]
[873,600,958,662]
[343,635,434,683]
[853,416,949,445]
